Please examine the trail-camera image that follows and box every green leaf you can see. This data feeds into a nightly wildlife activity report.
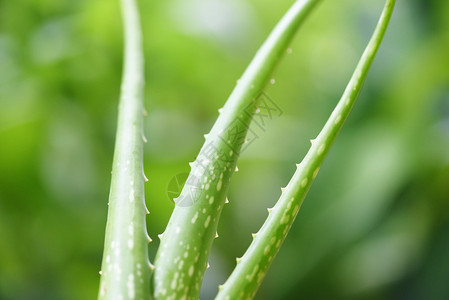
[152,0,321,299]
[215,0,396,299]
[98,0,152,299]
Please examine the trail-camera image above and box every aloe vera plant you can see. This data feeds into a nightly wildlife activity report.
[216,0,396,298]
[98,0,152,299]
[153,0,321,299]
[98,0,395,299]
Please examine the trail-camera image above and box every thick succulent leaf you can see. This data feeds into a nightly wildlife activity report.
[98,0,152,299]
[152,1,322,299]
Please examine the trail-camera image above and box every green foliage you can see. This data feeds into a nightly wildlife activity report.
[216,1,395,298]
[98,0,152,299]
[1,0,449,300]
[153,1,320,299]
[107,0,394,299]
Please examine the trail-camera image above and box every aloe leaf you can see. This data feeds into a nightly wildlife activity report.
[98,0,152,299]
[152,0,321,299]
[215,1,396,299]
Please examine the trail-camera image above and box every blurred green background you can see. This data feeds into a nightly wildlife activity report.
[1,0,448,299]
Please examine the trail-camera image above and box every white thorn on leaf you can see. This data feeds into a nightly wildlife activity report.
[206,262,210,269]
[204,134,209,139]
[252,233,257,239]
[236,257,242,264]
[281,187,286,192]
[158,233,164,240]
[267,207,273,213]
[218,108,223,113]
[145,205,150,215]
[189,162,194,167]
[225,198,229,204]
[235,166,239,172]
[142,134,148,143]
[215,232,219,238]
